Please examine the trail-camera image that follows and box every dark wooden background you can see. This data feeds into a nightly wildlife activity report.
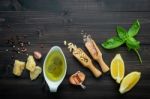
[0,0,150,99]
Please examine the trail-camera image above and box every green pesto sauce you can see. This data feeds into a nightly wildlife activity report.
[45,50,65,81]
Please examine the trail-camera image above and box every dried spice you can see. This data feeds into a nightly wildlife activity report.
[6,36,31,57]
[64,41,102,78]
[83,33,109,73]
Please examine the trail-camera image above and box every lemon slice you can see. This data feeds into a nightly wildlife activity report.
[111,54,125,83]
[119,71,141,94]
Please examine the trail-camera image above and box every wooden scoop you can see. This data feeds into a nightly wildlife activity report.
[73,48,102,78]
[85,39,109,73]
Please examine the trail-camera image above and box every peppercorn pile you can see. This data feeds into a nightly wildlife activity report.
[6,35,30,58]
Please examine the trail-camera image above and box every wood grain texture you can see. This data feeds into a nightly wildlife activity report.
[0,0,150,99]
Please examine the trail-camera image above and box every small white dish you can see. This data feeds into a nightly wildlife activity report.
[43,46,67,92]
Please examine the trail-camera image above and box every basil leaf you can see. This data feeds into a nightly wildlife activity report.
[126,37,140,50]
[117,26,127,40]
[126,37,142,63]
[101,36,124,49]
[101,19,142,63]
[128,20,140,37]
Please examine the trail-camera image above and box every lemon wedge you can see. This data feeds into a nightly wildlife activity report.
[119,71,141,94]
[111,54,125,83]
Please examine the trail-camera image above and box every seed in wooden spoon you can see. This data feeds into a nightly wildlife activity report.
[69,71,86,89]
[83,34,109,73]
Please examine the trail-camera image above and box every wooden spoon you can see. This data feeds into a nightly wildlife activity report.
[85,39,109,73]
[73,48,102,78]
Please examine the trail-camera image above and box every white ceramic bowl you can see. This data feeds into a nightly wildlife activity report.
[43,46,67,92]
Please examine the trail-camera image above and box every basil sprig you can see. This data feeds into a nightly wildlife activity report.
[102,20,142,63]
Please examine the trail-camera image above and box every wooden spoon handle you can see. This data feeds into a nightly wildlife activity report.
[97,57,109,73]
[91,40,109,73]
[88,63,102,78]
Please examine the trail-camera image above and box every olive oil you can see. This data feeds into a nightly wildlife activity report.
[45,50,65,81]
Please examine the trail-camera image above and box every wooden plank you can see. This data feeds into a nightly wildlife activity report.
[0,0,150,99]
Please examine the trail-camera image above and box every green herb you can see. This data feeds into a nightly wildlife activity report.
[101,20,142,63]
[117,26,127,40]
[101,36,124,49]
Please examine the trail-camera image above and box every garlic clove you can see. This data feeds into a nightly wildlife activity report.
[69,71,86,86]
[33,51,42,60]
